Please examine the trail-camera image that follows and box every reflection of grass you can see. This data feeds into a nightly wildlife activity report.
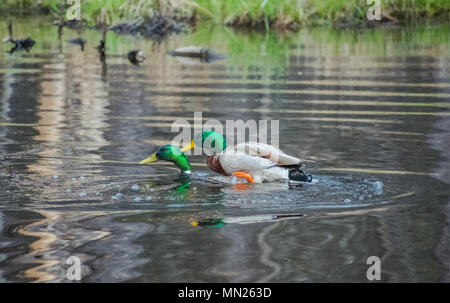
[300,25,450,56]
[177,22,449,80]
[184,24,294,77]
[0,16,144,56]
[0,14,448,66]
[1,16,447,63]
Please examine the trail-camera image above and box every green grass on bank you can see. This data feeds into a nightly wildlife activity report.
[0,0,449,29]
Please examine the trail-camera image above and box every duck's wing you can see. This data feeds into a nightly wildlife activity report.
[234,142,302,166]
[219,149,275,174]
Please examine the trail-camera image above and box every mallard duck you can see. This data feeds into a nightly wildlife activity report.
[3,21,35,54]
[127,50,146,65]
[180,131,313,184]
[139,145,191,175]
[3,36,35,53]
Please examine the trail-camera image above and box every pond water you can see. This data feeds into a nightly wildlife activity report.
[0,17,449,282]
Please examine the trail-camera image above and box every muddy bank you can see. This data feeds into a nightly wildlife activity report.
[50,15,187,42]
[108,16,187,41]
[225,14,300,31]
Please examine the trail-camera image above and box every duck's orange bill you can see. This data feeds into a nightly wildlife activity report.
[233,171,255,183]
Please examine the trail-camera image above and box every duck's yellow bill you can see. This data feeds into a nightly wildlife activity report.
[139,153,158,165]
[181,140,196,152]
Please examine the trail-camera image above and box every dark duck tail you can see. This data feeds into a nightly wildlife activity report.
[288,167,313,182]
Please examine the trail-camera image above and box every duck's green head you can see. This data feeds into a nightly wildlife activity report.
[181,131,226,155]
[139,145,191,174]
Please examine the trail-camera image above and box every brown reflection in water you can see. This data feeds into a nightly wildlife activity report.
[16,210,112,282]
[256,221,281,282]
[17,210,59,282]
[27,48,110,179]
[27,62,66,176]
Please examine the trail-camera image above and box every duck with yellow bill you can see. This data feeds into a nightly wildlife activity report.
[139,145,192,175]
[180,131,315,184]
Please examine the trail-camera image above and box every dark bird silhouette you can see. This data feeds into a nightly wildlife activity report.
[66,38,86,51]
[3,37,35,54]
[3,21,35,54]
[127,50,146,65]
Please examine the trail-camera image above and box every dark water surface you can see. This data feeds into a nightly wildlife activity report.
[0,18,449,282]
